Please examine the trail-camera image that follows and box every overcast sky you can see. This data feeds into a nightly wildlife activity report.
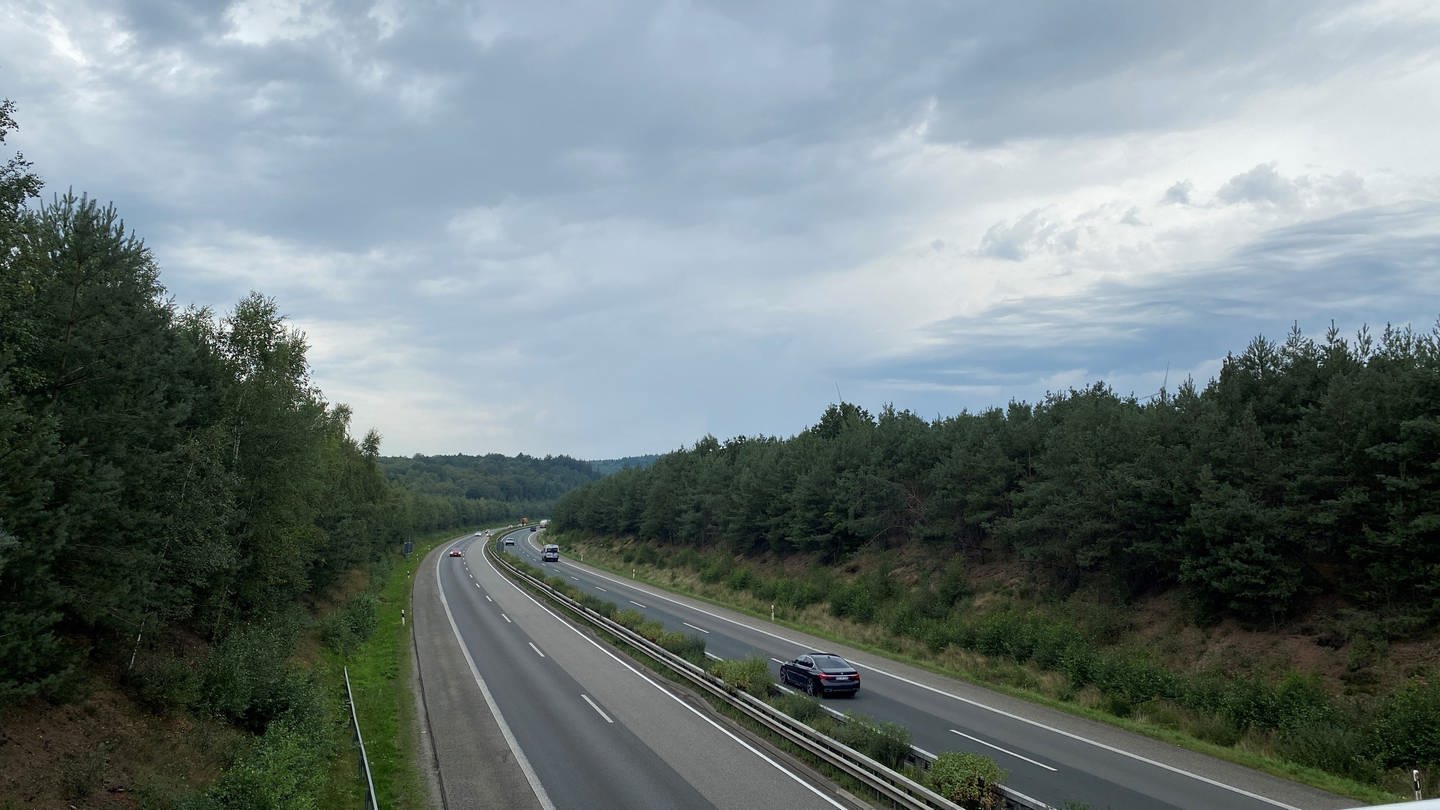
[5,1,1439,459]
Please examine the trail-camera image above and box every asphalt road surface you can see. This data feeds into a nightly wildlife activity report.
[503,530,1357,810]
[412,529,865,809]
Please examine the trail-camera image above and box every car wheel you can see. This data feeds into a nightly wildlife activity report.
[808,678,822,698]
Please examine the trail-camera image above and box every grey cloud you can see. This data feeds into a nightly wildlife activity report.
[867,201,1440,418]
[1217,163,1298,207]
[1163,180,1193,205]
[977,208,1079,261]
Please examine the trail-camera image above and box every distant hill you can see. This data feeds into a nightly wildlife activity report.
[588,454,663,476]
[381,452,599,511]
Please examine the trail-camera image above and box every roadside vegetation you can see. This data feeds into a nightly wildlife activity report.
[551,329,1440,803]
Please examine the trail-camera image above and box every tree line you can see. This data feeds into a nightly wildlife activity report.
[0,118,398,704]
[380,451,599,527]
[555,320,1440,629]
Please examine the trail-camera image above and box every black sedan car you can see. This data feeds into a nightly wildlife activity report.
[779,652,860,698]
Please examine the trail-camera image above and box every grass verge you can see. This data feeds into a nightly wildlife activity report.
[321,527,499,809]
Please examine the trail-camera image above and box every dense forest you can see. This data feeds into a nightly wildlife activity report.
[588,453,662,476]
[553,319,1440,786]
[556,323,1440,626]
[380,452,599,527]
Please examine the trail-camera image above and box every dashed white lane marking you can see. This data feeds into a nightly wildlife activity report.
[528,642,545,658]
[485,595,492,602]
[628,600,647,609]
[581,694,614,724]
[480,553,845,809]
[501,614,512,623]
[682,622,709,634]
[951,730,1058,772]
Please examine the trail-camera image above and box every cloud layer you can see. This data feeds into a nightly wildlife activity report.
[5,0,1438,456]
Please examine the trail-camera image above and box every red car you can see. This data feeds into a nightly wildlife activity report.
[448,549,463,557]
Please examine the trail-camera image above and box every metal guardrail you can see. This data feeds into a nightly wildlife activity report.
[344,665,380,810]
[488,544,964,810]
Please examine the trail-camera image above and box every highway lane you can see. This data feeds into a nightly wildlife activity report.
[435,529,862,810]
[506,531,1353,810]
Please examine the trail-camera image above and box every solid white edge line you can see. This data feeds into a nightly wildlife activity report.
[433,549,556,810]
[482,550,847,809]
[681,622,710,634]
[566,562,1305,810]
[952,729,1059,772]
[581,693,614,724]
[529,641,546,658]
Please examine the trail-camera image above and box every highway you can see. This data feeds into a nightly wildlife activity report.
[501,529,1355,810]
[424,528,863,809]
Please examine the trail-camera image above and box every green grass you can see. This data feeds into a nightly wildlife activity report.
[322,527,501,809]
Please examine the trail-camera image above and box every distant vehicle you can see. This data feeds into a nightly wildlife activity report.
[541,544,559,562]
[538,519,550,528]
[779,653,860,698]
[503,538,515,546]
[473,531,482,536]
[529,526,537,533]
[448,549,463,558]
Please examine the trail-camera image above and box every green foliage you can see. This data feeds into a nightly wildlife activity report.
[924,751,1008,808]
[321,593,379,655]
[557,322,1440,629]
[772,692,825,723]
[125,653,202,713]
[707,656,773,698]
[198,619,310,733]
[1368,679,1440,768]
[829,713,913,770]
[380,452,599,530]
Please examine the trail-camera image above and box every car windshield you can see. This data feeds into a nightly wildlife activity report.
[812,655,850,669]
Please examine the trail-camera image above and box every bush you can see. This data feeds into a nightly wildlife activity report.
[708,656,773,698]
[125,654,200,712]
[1368,678,1440,768]
[772,692,824,723]
[656,630,707,666]
[321,593,378,655]
[199,621,305,732]
[1277,717,1378,781]
[924,751,1008,808]
[830,714,912,769]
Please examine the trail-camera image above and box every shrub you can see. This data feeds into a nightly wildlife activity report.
[321,593,378,655]
[708,656,773,698]
[125,654,200,712]
[830,714,912,770]
[1368,678,1440,768]
[924,751,1008,808]
[772,692,824,723]
[1277,717,1378,781]
[199,620,305,732]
